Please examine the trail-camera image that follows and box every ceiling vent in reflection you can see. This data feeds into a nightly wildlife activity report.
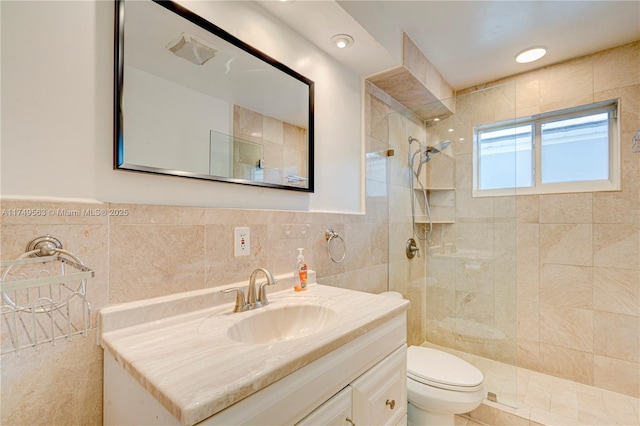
[167,33,218,65]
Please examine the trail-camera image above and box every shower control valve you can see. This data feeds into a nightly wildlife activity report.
[406,238,420,259]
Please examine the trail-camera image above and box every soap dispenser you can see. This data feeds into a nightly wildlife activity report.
[294,248,307,292]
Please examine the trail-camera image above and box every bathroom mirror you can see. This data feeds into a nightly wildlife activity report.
[114,0,314,192]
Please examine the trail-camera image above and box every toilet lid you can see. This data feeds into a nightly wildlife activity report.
[407,346,483,389]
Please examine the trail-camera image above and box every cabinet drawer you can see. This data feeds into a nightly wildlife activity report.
[350,345,407,426]
[297,386,352,426]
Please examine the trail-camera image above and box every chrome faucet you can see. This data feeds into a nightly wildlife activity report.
[221,268,277,313]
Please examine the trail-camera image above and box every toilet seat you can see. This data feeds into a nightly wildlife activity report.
[407,346,483,392]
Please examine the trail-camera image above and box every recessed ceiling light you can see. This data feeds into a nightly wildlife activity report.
[516,47,547,64]
[331,34,354,49]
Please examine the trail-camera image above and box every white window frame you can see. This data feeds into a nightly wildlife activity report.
[473,99,620,197]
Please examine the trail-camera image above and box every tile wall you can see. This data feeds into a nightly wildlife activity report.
[427,41,639,398]
[0,188,390,424]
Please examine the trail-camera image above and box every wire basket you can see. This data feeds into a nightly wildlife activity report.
[1,237,94,355]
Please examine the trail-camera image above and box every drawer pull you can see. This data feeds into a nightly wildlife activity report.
[345,417,355,425]
[385,399,396,410]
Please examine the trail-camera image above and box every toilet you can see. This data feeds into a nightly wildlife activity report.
[406,346,484,425]
[380,291,485,425]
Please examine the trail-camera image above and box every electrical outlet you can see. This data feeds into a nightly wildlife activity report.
[234,227,250,257]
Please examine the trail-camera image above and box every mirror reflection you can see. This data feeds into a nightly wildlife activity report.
[115,0,314,191]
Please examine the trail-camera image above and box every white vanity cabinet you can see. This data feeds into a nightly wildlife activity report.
[351,345,407,425]
[296,387,353,426]
[296,345,407,426]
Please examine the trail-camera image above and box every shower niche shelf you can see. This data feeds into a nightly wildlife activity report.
[417,187,456,224]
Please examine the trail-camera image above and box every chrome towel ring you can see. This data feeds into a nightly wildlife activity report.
[325,228,346,264]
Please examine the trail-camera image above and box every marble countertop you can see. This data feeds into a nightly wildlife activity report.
[99,282,409,425]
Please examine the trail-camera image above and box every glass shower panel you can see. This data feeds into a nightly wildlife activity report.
[387,83,518,409]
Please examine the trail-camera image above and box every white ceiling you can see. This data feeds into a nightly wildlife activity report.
[260,0,640,91]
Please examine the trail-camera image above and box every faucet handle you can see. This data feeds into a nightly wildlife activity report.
[221,287,249,313]
[257,278,278,306]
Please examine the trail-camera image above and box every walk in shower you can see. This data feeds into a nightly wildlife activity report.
[387,83,519,408]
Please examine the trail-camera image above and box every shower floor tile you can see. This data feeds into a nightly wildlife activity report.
[422,342,640,425]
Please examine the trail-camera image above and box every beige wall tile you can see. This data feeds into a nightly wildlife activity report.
[593,190,640,225]
[517,300,540,341]
[539,56,594,112]
[593,224,639,269]
[539,264,593,309]
[517,223,539,263]
[539,343,594,385]
[539,193,593,224]
[109,224,206,303]
[514,70,540,110]
[540,304,593,352]
[593,355,640,398]
[518,338,540,371]
[1,329,103,425]
[263,116,283,145]
[516,195,540,223]
[593,41,640,92]
[593,267,640,316]
[517,260,540,302]
[234,104,263,143]
[539,224,593,266]
[594,311,640,362]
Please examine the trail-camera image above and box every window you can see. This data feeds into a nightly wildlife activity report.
[473,100,619,196]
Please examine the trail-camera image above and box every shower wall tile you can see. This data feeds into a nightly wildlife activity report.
[539,343,594,385]
[593,41,640,92]
[539,304,593,353]
[456,189,493,221]
[516,260,539,302]
[516,224,539,263]
[539,56,594,112]
[539,193,593,224]
[514,70,541,110]
[517,300,540,342]
[593,224,640,269]
[593,267,640,316]
[539,264,593,309]
[516,195,539,224]
[435,42,639,399]
[593,190,640,224]
[517,338,540,371]
[593,355,640,398]
[539,224,593,266]
[593,311,640,362]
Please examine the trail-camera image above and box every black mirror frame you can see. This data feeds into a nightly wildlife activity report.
[114,0,315,193]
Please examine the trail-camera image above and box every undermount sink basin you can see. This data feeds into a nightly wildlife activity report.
[227,303,339,344]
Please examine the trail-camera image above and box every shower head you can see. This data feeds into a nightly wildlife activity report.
[426,140,451,155]
[421,140,451,164]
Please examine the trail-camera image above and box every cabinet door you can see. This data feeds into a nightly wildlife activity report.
[296,387,353,426]
[350,345,407,426]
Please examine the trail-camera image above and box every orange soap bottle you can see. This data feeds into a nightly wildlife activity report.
[294,248,307,291]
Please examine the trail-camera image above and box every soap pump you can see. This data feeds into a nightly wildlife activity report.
[294,248,307,292]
